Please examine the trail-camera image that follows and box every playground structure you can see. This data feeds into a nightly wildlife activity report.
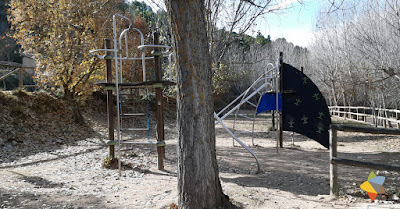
[90,14,286,175]
[215,52,334,173]
[90,13,271,175]
[215,61,280,145]
[90,14,395,181]
[89,18,400,194]
[90,14,174,175]
[214,56,281,173]
[91,27,331,174]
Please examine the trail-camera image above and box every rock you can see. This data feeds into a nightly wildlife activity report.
[393,194,399,201]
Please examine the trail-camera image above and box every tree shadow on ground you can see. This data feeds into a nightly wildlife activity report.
[10,171,64,188]
[0,188,109,209]
[216,141,400,197]
[217,145,331,196]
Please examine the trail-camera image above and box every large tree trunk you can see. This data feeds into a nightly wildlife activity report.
[165,0,232,208]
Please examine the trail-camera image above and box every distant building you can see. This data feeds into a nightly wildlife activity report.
[20,53,36,75]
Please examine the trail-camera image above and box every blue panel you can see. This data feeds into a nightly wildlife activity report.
[256,93,282,114]
[369,176,385,186]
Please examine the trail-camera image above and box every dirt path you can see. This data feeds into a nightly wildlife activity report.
[1,115,399,209]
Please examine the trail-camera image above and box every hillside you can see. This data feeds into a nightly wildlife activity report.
[0,90,105,159]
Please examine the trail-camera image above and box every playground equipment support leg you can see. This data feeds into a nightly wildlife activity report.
[278,52,283,148]
[214,112,260,173]
[154,32,165,170]
[105,38,115,159]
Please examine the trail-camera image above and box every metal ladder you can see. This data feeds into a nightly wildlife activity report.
[118,88,152,145]
[89,14,172,175]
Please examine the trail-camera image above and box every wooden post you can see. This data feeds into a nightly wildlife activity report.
[364,108,367,122]
[356,107,359,121]
[373,107,377,127]
[272,110,275,130]
[153,32,165,170]
[19,69,23,89]
[330,128,338,196]
[384,110,387,128]
[105,38,115,160]
[279,52,283,148]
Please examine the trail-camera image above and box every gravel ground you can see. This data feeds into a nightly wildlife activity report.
[0,91,399,208]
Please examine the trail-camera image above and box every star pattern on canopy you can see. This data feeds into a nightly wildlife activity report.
[282,63,331,148]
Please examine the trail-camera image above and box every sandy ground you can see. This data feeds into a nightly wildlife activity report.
[1,113,400,209]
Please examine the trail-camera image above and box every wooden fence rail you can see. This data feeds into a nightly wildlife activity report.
[329,124,400,196]
[0,68,38,90]
[329,106,400,128]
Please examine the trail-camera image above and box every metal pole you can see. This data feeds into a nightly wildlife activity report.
[153,32,165,170]
[330,128,338,196]
[113,15,122,176]
[279,52,283,148]
[105,38,115,160]
[272,111,275,130]
[214,112,260,173]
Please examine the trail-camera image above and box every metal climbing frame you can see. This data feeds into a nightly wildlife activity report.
[90,14,172,175]
[214,58,281,173]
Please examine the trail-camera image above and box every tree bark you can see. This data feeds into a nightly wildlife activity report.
[165,0,232,208]
[63,86,84,125]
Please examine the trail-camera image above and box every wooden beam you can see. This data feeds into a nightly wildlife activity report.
[105,38,115,160]
[19,69,23,89]
[0,69,19,82]
[22,85,39,88]
[331,124,400,135]
[0,61,35,69]
[329,129,338,196]
[332,157,400,172]
[153,32,165,170]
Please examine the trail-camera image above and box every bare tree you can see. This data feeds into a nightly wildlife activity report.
[310,0,400,108]
[212,0,303,63]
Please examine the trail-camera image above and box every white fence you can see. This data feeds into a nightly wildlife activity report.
[329,106,400,128]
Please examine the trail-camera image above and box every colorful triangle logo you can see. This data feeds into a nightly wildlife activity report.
[360,171,386,202]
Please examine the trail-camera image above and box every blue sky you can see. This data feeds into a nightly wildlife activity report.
[129,0,321,47]
[255,0,320,47]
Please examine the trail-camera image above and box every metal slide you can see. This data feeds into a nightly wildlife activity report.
[214,112,260,173]
[214,62,280,173]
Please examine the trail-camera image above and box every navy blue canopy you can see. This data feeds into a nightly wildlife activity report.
[281,63,331,148]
